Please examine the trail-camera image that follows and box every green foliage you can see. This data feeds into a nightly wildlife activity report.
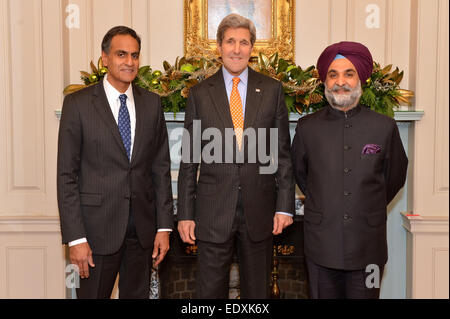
[64,55,413,118]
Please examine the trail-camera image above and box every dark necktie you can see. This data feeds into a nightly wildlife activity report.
[118,94,131,161]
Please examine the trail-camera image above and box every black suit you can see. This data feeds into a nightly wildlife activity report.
[57,81,173,298]
[178,68,295,298]
[291,104,408,298]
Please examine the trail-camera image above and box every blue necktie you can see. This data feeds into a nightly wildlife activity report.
[118,94,131,161]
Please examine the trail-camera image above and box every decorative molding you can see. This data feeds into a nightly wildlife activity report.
[129,0,150,65]
[0,216,65,298]
[409,0,449,218]
[385,0,394,64]
[327,0,332,44]
[0,0,11,195]
[329,0,348,43]
[8,0,45,192]
[393,110,425,121]
[432,247,449,298]
[402,211,449,299]
[434,0,449,194]
[56,110,425,122]
[0,216,61,233]
[124,0,132,26]
[401,212,449,234]
[87,0,94,68]
[346,0,355,40]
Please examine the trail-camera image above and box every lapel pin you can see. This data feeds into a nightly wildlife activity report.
[255,88,261,93]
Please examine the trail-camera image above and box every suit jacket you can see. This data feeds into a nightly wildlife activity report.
[292,104,408,270]
[177,68,295,244]
[57,81,173,255]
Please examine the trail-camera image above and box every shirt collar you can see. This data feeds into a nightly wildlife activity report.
[222,66,248,87]
[103,74,134,103]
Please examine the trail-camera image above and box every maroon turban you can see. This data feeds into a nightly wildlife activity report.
[316,41,373,83]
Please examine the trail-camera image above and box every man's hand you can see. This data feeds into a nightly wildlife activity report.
[273,214,293,235]
[69,242,95,279]
[178,220,196,245]
[152,231,170,267]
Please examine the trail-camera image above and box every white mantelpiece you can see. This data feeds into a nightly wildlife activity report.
[401,213,449,299]
[54,110,425,122]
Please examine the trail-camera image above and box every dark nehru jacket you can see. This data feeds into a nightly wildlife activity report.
[292,104,408,270]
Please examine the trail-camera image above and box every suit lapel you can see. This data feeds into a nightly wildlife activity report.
[207,69,234,129]
[93,83,145,164]
[92,82,128,159]
[130,85,144,164]
[243,68,263,130]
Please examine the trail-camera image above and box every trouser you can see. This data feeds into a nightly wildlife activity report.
[76,210,152,299]
[306,259,384,299]
[195,191,273,299]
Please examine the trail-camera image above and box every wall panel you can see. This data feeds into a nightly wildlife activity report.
[295,0,331,66]
[0,217,66,299]
[0,0,64,216]
[411,0,449,216]
[434,0,449,194]
[8,0,45,191]
[351,0,387,64]
[6,247,47,298]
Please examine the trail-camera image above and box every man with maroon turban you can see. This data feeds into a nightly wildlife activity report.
[291,41,408,299]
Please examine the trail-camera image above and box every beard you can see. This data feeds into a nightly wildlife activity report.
[324,81,362,111]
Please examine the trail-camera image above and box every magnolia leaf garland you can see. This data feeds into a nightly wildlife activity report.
[63,54,414,118]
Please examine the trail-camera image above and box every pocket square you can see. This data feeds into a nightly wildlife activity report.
[362,144,381,154]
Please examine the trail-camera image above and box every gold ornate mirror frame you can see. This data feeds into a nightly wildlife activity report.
[184,0,295,61]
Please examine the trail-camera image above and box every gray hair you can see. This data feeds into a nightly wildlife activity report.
[216,13,256,46]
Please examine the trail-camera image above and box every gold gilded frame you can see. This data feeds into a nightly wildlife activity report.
[184,0,295,61]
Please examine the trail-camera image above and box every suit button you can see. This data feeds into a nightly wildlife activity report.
[343,214,351,220]
[238,186,242,190]
[345,124,352,128]
[344,191,351,196]
[344,145,351,151]
[344,168,351,173]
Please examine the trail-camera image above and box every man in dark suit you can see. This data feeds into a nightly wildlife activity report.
[291,41,408,299]
[57,26,173,299]
[177,14,295,299]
